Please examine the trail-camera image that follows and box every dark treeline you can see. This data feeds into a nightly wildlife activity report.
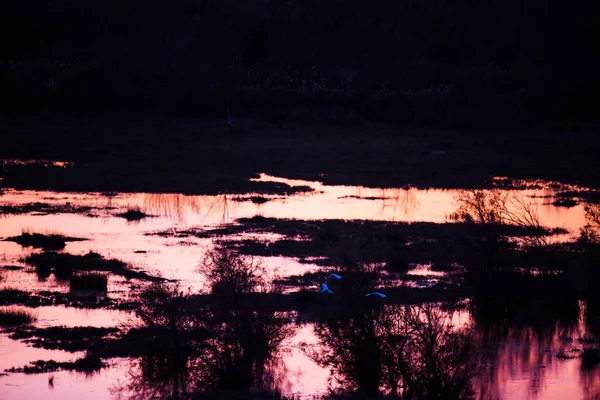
[1,0,599,125]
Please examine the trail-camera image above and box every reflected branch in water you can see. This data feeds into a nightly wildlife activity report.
[382,188,420,221]
[116,248,295,398]
[579,362,600,400]
[140,193,234,224]
[308,303,476,399]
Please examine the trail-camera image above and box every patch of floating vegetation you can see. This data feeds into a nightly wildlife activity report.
[6,354,105,374]
[3,231,87,251]
[25,251,163,282]
[338,195,392,200]
[0,288,134,310]
[1,265,25,271]
[8,326,120,352]
[0,306,37,326]
[231,195,270,204]
[552,198,579,208]
[0,201,97,216]
[247,180,315,195]
[5,324,188,360]
[116,207,150,221]
[556,189,600,205]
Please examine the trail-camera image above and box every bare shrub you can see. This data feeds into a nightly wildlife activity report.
[451,189,552,246]
[199,245,270,296]
[308,303,475,399]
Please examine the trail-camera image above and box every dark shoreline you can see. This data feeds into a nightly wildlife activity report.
[2,116,600,195]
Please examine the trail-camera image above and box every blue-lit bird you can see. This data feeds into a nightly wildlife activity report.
[326,273,342,280]
[226,101,233,133]
[320,283,334,295]
[418,281,436,288]
[365,292,386,298]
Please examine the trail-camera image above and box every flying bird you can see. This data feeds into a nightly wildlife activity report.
[320,283,334,295]
[418,281,436,288]
[326,273,342,280]
[365,292,386,298]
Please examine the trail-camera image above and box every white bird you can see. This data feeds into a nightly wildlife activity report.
[320,283,334,295]
[365,292,386,298]
[326,273,342,280]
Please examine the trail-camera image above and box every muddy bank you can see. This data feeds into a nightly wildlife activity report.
[154,217,568,268]
[3,232,87,251]
[6,354,105,374]
[556,189,600,205]
[25,251,164,282]
[0,289,136,310]
[2,118,600,193]
[5,324,210,359]
[0,201,102,216]
[8,326,119,353]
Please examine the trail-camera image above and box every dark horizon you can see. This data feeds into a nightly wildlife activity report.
[1,0,599,125]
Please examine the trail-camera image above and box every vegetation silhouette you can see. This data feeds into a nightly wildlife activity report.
[307,302,475,399]
[118,246,294,399]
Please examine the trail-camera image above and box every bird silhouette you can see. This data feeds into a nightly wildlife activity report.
[365,291,386,298]
[326,273,342,280]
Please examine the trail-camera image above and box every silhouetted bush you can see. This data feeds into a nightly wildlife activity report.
[309,303,475,399]
[121,247,294,398]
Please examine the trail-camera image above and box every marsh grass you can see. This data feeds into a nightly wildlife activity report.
[70,272,108,292]
[7,353,105,375]
[0,307,37,326]
[4,229,86,251]
[232,196,270,204]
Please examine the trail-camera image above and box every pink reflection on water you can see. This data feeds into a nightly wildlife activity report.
[0,334,81,372]
[0,175,598,399]
[473,303,597,400]
[281,324,330,397]
[0,360,133,400]
[251,174,586,233]
[32,306,131,328]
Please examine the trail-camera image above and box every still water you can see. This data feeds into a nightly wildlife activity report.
[0,174,597,399]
